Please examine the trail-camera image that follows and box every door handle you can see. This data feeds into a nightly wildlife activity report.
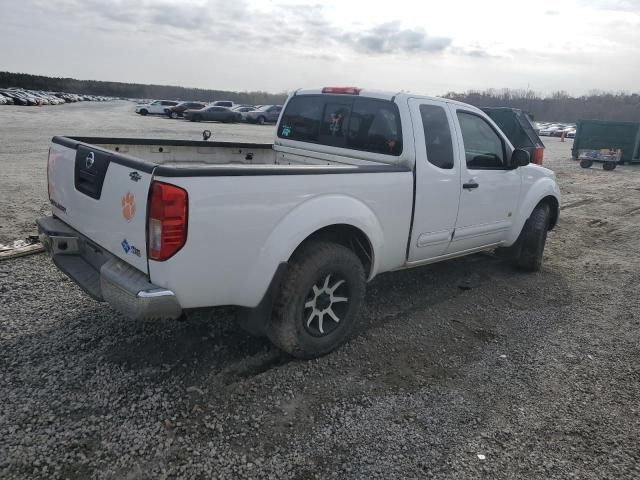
[463,181,479,190]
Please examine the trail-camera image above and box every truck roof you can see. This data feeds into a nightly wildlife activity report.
[292,87,482,113]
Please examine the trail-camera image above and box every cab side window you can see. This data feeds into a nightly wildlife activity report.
[420,104,454,169]
[457,111,506,169]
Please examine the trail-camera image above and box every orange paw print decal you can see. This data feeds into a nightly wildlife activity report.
[121,192,136,221]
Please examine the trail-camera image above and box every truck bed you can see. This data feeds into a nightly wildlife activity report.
[54,136,394,171]
[47,135,414,311]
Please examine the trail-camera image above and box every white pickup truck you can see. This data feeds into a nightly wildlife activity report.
[38,87,560,358]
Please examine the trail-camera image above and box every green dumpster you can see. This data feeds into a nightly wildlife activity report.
[572,120,640,164]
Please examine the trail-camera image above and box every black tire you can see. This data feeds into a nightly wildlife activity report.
[257,116,266,125]
[139,109,148,116]
[580,159,593,168]
[603,161,616,171]
[170,111,179,119]
[268,241,366,359]
[512,204,550,272]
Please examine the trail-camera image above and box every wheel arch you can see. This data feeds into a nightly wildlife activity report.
[236,197,382,332]
[537,195,559,230]
[289,223,375,279]
[273,195,384,282]
[242,194,384,308]
[505,178,561,245]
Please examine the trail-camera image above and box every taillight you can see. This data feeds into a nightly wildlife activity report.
[47,147,52,201]
[147,181,188,261]
[321,86,360,95]
[531,147,544,165]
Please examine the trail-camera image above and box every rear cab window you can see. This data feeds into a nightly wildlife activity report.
[278,95,402,156]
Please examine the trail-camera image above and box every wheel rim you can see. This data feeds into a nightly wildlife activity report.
[171,112,178,118]
[303,273,350,337]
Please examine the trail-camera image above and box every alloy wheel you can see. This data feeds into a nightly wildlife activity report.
[303,274,350,337]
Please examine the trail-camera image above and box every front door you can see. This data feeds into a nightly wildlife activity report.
[447,107,522,253]
[407,98,462,262]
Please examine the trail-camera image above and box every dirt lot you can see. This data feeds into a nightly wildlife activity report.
[1,101,639,479]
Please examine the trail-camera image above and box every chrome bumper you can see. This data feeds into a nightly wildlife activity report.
[36,216,182,320]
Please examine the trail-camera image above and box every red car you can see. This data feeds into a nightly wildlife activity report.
[165,101,207,119]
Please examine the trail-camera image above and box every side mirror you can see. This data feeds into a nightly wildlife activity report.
[511,149,530,168]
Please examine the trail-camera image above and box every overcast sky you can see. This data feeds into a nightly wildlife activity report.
[2,0,639,96]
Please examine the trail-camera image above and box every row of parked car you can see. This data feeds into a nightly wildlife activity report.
[0,88,113,106]
[535,122,576,138]
[134,99,283,124]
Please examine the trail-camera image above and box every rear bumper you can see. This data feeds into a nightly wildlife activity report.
[36,216,182,320]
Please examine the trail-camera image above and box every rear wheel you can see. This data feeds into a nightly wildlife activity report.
[268,241,366,359]
[512,204,550,272]
[257,116,266,125]
[170,111,179,119]
[603,161,616,171]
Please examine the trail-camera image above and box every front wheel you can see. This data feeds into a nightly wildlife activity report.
[139,109,148,116]
[512,204,550,272]
[257,116,266,125]
[268,241,366,359]
[580,159,593,168]
[170,111,179,119]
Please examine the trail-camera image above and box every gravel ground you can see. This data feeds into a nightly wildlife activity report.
[1,102,640,479]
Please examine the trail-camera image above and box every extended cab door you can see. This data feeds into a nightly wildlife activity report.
[447,107,522,253]
[407,98,461,262]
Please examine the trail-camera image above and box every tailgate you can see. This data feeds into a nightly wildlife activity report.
[48,139,154,273]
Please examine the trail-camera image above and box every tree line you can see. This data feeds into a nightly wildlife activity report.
[0,71,288,105]
[3,71,639,122]
[444,89,640,123]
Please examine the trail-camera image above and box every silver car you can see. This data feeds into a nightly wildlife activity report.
[245,105,283,124]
